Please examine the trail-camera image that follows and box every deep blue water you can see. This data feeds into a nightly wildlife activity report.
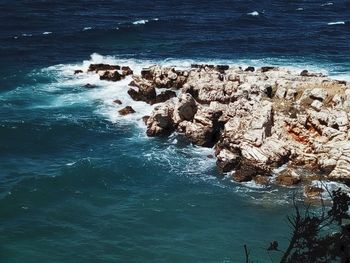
[1,1,349,262]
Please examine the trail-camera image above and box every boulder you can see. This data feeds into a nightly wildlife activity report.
[146,102,175,136]
[113,99,122,105]
[275,169,301,186]
[100,70,123,81]
[154,90,177,104]
[121,66,133,76]
[74,70,83,74]
[173,93,197,123]
[127,85,156,104]
[118,106,135,116]
[88,64,120,72]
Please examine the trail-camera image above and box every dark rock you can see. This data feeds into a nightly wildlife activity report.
[83,83,97,89]
[216,65,229,73]
[142,115,150,125]
[261,66,275,73]
[88,64,120,72]
[300,70,309,76]
[244,66,255,72]
[74,70,83,74]
[253,175,270,185]
[122,66,133,76]
[265,85,273,98]
[127,85,156,104]
[276,170,301,186]
[233,171,253,183]
[113,99,122,105]
[141,68,153,80]
[300,70,323,77]
[216,151,239,172]
[207,154,214,159]
[118,106,135,116]
[100,71,123,81]
[154,90,176,104]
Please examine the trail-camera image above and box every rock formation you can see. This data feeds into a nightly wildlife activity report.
[79,63,350,187]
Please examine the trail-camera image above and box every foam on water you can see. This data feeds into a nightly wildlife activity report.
[247,11,259,16]
[42,31,52,35]
[328,21,345,25]
[132,19,148,25]
[321,2,334,6]
[132,18,158,25]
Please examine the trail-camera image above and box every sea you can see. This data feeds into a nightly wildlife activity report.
[0,1,350,262]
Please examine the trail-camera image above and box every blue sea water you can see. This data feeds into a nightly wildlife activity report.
[0,1,350,262]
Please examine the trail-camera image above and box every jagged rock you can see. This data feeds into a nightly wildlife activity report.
[276,169,301,186]
[88,64,120,72]
[118,106,135,116]
[137,64,350,185]
[121,66,133,76]
[245,66,255,72]
[146,102,175,136]
[142,115,149,125]
[154,90,176,104]
[127,85,156,104]
[100,70,123,81]
[216,149,239,172]
[74,70,83,74]
[184,108,223,147]
[261,66,276,73]
[253,175,270,185]
[113,99,122,105]
[173,93,197,124]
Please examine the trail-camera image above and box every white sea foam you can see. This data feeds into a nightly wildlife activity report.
[296,7,304,11]
[43,31,52,35]
[327,21,345,25]
[247,11,259,16]
[42,52,348,125]
[83,27,92,31]
[133,19,148,25]
[21,33,32,37]
[132,18,158,25]
[321,2,333,6]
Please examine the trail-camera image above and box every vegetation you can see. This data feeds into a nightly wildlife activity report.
[245,188,350,263]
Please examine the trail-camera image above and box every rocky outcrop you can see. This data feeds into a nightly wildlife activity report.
[75,62,350,186]
[141,65,350,185]
[86,64,134,82]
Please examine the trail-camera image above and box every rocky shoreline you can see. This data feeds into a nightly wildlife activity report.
[75,63,350,197]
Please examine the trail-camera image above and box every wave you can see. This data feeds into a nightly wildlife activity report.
[247,11,259,16]
[327,21,345,25]
[83,27,93,31]
[133,19,148,25]
[132,18,158,25]
[321,2,333,6]
[42,31,52,35]
[296,7,303,11]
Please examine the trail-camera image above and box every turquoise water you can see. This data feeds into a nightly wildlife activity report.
[1,1,350,262]
[0,59,296,262]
